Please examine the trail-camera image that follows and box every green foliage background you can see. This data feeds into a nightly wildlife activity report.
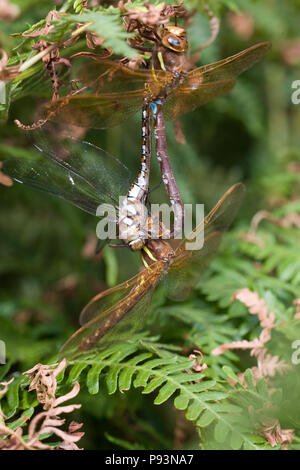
[0,0,300,450]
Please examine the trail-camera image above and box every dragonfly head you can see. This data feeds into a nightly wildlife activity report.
[161,26,188,53]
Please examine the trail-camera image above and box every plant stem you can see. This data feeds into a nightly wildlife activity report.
[19,21,93,73]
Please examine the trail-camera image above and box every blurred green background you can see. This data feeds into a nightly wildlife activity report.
[0,0,300,449]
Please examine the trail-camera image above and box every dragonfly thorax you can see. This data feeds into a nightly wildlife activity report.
[146,239,175,264]
[152,46,188,75]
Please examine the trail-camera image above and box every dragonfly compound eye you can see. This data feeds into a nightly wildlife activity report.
[162,34,188,52]
[168,36,180,48]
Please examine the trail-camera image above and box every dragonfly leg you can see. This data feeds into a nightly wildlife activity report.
[141,253,152,271]
[143,245,157,262]
[147,178,164,196]
[108,243,128,248]
[107,236,128,249]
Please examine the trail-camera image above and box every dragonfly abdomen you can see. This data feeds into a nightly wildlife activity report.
[127,100,151,201]
[120,100,152,250]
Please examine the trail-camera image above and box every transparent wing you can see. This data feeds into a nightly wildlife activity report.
[164,183,246,300]
[2,157,102,215]
[59,267,161,360]
[164,42,271,120]
[30,129,132,206]
[2,128,134,214]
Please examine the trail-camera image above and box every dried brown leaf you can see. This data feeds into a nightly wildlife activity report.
[227,12,254,40]
[189,350,208,372]
[0,0,20,21]
[0,378,14,399]
[244,210,300,247]
[213,289,290,384]
[24,361,83,449]
[193,4,220,53]
[260,418,294,449]
[231,288,275,328]
[22,11,61,38]
[86,31,105,49]
[24,359,67,409]
[0,49,21,80]
[1,360,83,450]
[293,299,300,319]
[0,425,34,450]
[281,39,300,65]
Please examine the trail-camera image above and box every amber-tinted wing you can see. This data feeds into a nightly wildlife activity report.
[164,42,271,120]
[163,79,235,121]
[59,266,163,360]
[44,92,144,129]
[28,44,270,128]
[74,60,166,93]
[59,184,245,359]
[163,183,246,300]
[41,60,167,129]
[193,42,271,82]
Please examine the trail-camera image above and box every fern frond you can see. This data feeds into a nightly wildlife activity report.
[63,338,273,449]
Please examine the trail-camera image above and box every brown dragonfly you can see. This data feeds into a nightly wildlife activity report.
[20,41,271,130]
[59,182,245,360]
[19,37,270,233]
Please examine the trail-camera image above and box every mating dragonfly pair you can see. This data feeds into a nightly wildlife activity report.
[3,24,270,358]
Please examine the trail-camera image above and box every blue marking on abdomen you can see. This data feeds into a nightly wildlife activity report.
[150,102,157,115]
[150,100,163,117]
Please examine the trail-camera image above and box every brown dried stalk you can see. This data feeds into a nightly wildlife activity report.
[212,288,295,448]
[0,0,20,21]
[120,1,188,27]
[0,161,13,187]
[14,10,111,130]
[0,360,84,450]
[193,4,220,52]
[0,424,35,450]
[227,11,254,41]
[212,288,290,383]
[294,299,300,319]
[259,417,294,449]
[0,49,21,81]
[241,210,300,247]
[189,349,208,373]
